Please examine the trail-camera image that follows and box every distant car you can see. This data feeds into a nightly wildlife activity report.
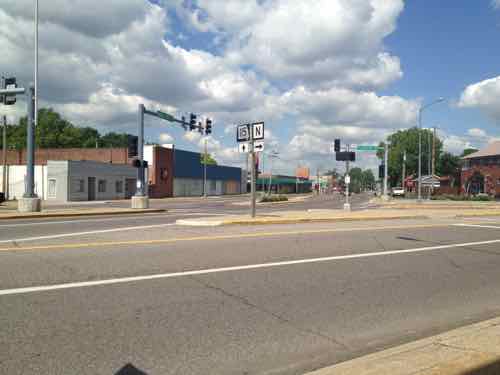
[391,187,405,197]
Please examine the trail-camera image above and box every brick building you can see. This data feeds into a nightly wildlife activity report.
[461,141,500,197]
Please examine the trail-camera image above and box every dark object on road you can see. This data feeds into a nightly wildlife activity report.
[115,363,148,375]
[0,192,5,203]
[260,194,288,203]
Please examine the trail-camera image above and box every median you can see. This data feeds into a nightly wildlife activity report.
[176,209,429,226]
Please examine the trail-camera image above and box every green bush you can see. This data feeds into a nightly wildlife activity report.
[431,194,494,202]
[260,195,288,203]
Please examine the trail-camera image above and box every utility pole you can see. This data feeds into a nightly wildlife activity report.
[34,0,39,131]
[203,137,207,198]
[432,126,437,176]
[2,115,6,197]
[402,149,406,191]
[383,142,389,199]
[428,130,432,176]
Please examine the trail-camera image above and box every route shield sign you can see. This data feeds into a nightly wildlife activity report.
[237,124,250,142]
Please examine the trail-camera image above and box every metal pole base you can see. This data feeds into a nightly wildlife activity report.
[343,203,351,211]
[18,197,41,212]
[131,195,149,209]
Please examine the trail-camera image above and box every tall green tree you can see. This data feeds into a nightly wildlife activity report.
[461,148,478,157]
[377,128,443,186]
[201,153,217,165]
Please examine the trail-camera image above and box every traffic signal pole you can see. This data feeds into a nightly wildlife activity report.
[383,143,389,200]
[131,104,149,209]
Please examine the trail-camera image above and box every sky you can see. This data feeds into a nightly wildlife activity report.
[1,0,500,175]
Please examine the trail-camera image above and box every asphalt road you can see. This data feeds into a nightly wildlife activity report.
[2,213,500,374]
[1,193,373,242]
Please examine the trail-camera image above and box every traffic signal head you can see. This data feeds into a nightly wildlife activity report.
[335,151,355,162]
[127,135,138,158]
[198,122,203,133]
[3,77,17,105]
[189,113,197,131]
[379,165,385,179]
[205,118,212,135]
[334,139,341,152]
[181,116,187,130]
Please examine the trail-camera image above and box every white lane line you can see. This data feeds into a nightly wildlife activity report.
[1,238,499,297]
[0,214,167,228]
[453,224,500,230]
[0,223,176,243]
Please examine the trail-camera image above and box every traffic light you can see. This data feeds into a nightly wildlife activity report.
[379,165,385,179]
[198,121,203,133]
[189,113,197,131]
[127,135,138,158]
[3,77,17,105]
[334,139,340,152]
[181,116,187,130]
[205,118,212,135]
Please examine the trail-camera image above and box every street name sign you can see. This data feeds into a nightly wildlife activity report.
[254,141,264,152]
[357,145,384,152]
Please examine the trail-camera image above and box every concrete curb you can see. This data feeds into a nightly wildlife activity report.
[305,316,500,375]
[176,215,428,227]
[0,208,166,220]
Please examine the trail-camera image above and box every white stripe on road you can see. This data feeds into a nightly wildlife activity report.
[453,224,500,230]
[1,238,499,296]
[0,214,168,228]
[0,223,176,243]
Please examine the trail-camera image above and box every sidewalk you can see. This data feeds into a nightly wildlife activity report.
[306,316,500,375]
[0,201,164,220]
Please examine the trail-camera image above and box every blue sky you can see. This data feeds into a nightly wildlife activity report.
[1,0,500,175]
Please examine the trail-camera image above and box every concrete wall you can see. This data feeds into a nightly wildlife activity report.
[46,161,69,201]
[0,165,47,200]
[173,178,203,197]
[68,161,137,201]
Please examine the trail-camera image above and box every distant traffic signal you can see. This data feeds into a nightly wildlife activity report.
[127,135,138,158]
[379,165,385,179]
[189,113,197,131]
[205,118,212,135]
[334,139,340,152]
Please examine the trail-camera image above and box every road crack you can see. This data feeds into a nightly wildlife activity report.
[188,275,351,351]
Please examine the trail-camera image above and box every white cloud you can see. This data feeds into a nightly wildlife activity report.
[459,76,500,123]
[159,133,174,143]
[282,86,418,128]
[467,128,487,138]
[205,0,405,89]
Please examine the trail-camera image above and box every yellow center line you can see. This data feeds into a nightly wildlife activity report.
[0,223,460,253]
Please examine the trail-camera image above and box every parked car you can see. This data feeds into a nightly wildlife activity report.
[391,187,405,197]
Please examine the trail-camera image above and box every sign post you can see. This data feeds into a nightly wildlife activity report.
[344,145,351,211]
[237,122,264,218]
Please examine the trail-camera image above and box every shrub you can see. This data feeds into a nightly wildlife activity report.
[260,194,288,203]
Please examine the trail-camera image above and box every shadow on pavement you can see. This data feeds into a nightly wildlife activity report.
[461,359,500,375]
[114,363,148,375]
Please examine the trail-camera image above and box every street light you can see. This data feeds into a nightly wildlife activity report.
[418,97,445,202]
[267,150,279,195]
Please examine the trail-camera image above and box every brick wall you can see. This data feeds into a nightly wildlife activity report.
[148,146,173,198]
[5,148,130,165]
[461,166,500,196]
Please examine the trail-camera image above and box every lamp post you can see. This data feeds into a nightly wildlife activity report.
[418,98,444,202]
[34,0,39,129]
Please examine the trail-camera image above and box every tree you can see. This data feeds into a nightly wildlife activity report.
[362,169,375,190]
[461,148,478,157]
[201,153,217,165]
[377,128,443,186]
[437,152,461,176]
